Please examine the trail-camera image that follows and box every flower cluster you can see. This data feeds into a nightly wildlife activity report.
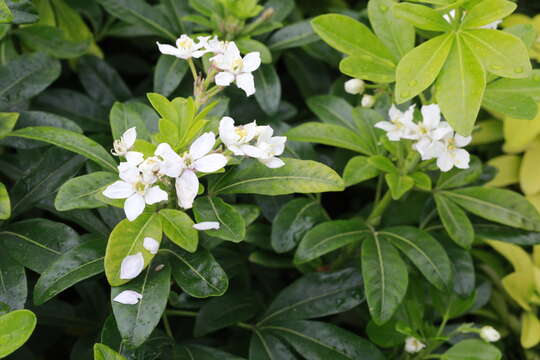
[157,34,261,96]
[375,104,472,172]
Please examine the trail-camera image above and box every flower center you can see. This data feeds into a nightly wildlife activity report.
[447,138,456,151]
[178,39,192,50]
[419,125,428,135]
[235,127,248,139]
[232,58,243,72]
[135,181,147,195]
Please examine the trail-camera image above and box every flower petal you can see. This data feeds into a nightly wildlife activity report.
[103,181,133,199]
[236,73,255,96]
[215,71,235,86]
[122,127,137,148]
[242,52,261,73]
[190,132,215,160]
[454,134,472,147]
[124,193,145,221]
[113,290,143,305]
[118,163,140,183]
[421,104,441,128]
[125,151,144,165]
[374,121,395,132]
[453,149,470,169]
[260,157,285,168]
[143,237,159,254]
[436,152,454,172]
[119,252,144,279]
[144,185,168,204]
[176,170,199,209]
[157,42,182,57]
[193,221,220,230]
[193,153,228,173]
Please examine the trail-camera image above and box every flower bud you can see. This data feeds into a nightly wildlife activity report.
[344,78,365,94]
[480,326,500,342]
[404,337,426,354]
[361,94,375,108]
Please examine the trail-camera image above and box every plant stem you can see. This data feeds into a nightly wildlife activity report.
[166,309,197,317]
[236,322,254,330]
[367,191,392,227]
[162,314,174,338]
[187,58,198,80]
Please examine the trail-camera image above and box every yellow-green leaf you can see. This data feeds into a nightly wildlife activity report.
[486,154,521,187]
[522,311,540,348]
[520,141,540,195]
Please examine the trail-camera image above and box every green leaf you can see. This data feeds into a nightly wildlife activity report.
[436,157,482,189]
[370,154,398,173]
[250,330,297,360]
[311,14,394,64]
[55,172,117,211]
[436,35,485,136]
[395,33,454,103]
[263,320,385,360]
[0,112,18,138]
[385,173,414,200]
[0,181,9,219]
[153,55,188,97]
[195,291,258,336]
[259,268,364,325]
[295,220,369,264]
[521,311,540,349]
[485,70,540,102]
[366,320,405,348]
[176,344,245,360]
[96,0,176,40]
[379,226,452,290]
[367,0,415,61]
[111,259,170,347]
[234,204,260,226]
[393,3,453,31]
[15,25,90,59]
[193,196,246,242]
[339,55,395,83]
[4,0,38,24]
[0,52,60,109]
[474,223,540,245]
[0,219,81,273]
[343,156,380,187]
[443,187,540,231]
[286,122,368,153]
[159,209,198,252]
[94,343,126,360]
[0,0,12,23]
[34,236,106,305]
[353,108,383,156]
[267,20,318,51]
[8,126,118,172]
[0,310,36,358]
[109,102,151,141]
[249,251,293,269]
[0,252,26,310]
[271,198,328,253]
[253,64,281,116]
[435,193,475,248]
[461,29,531,79]
[482,89,537,119]
[306,95,356,131]
[462,0,516,29]
[104,213,163,286]
[362,233,408,324]
[442,339,502,360]
[210,158,344,195]
[237,38,272,64]
[163,246,228,298]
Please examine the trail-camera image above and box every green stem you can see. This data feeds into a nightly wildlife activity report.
[166,309,197,317]
[187,58,198,80]
[367,191,392,227]
[236,322,254,330]
[162,314,174,338]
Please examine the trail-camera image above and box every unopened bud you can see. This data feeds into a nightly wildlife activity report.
[480,326,500,342]
[344,78,365,95]
[404,337,426,353]
[361,94,375,108]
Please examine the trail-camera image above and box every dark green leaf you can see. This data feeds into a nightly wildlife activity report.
[5,0,38,24]
[193,196,246,242]
[254,64,281,116]
[0,252,26,310]
[153,55,188,97]
[436,157,482,189]
[250,330,298,360]
[15,25,90,59]
[55,172,117,211]
[435,193,475,248]
[306,95,356,131]
[267,20,318,51]
[474,223,540,245]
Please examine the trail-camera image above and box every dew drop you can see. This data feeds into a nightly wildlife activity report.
[514,66,524,73]
[490,64,502,71]
[408,80,418,87]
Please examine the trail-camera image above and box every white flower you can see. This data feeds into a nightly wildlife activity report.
[211,42,261,96]
[138,156,161,184]
[119,252,144,280]
[411,104,453,160]
[113,290,143,305]
[157,34,206,59]
[143,237,159,255]
[112,127,137,157]
[375,104,417,141]
[480,326,501,342]
[200,36,228,54]
[175,132,228,209]
[193,221,220,230]
[344,79,365,95]
[252,126,286,168]
[404,337,426,354]
[361,94,375,108]
[219,116,261,156]
[155,143,184,178]
[103,163,168,221]
[432,133,472,172]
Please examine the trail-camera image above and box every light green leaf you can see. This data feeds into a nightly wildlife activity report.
[0,0,13,23]
[521,311,540,349]
[94,343,126,360]
[385,173,414,200]
[0,112,18,138]
[286,122,369,153]
[267,20,318,51]
[193,196,246,242]
[392,3,453,31]
[340,55,395,83]
[395,33,454,103]
[153,55,188,97]
[237,38,272,63]
[442,339,501,360]
[343,156,380,187]
[253,64,281,116]
[104,213,162,286]
[462,0,516,29]
[0,181,9,220]
[209,158,344,195]
[159,209,198,252]
[306,95,356,131]
[55,172,117,211]
[482,90,537,120]
[435,193,475,248]
[0,310,36,358]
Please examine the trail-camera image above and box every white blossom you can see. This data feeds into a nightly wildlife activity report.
[432,133,472,172]
[411,104,453,160]
[157,34,206,59]
[211,42,261,96]
[404,337,426,354]
[112,127,137,157]
[344,79,365,95]
[143,237,159,255]
[119,252,144,280]
[113,290,143,305]
[155,143,184,178]
[193,221,220,230]
[175,132,228,209]
[200,36,228,54]
[219,116,261,156]
[480,326,501,342]
[375,104,417,141]
[252,126,286,168]
[361,94,375,108]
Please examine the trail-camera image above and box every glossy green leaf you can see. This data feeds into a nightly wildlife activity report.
[0,310,36,358]
[163,246,228,298]
[443,187,540,231]
[193,196,246,242]
[109,101,151,141]
[0,252,26,310]
[379,226,452,289]
[8,126,117,172]
[254,64,281,116]
[153,55,188,97]
[93,343,126,360]
[104,213,162,286]
[474,223,540,245]
[0,181,9,219]
[437,35,485,136]
[366,320,405,348]
[362,233,408,324]
[111,259,170,347]
[442,339,501,360]
[0,112,18,138]
[395,33,454,103]
[159,209,198,252]
[237,38,271,63]
[34,236,106,305]
[267,20,318,51]
[234,204,260,226]
[462,0,516,29]
[343,156,380,187]
[286,122,368,153]
[306,95,356,131]
[210,158,344,195]
[249,251,292,269]
[15,25,90,59]
[271,198,328,253]
[175,344,245,360]
[295,219,370,264]
[250,330,298,360]
[353,108,383,156]
[435,194,475,248]
[393,3,453,31]
[55,172,117,211]
[436,157,482,189]
[339,55,396,83]
[385,173,414,200]
[259,268,364,325]
[0,218,81,273]
[461,29,531,79]
[0,0,12,23]
[0,52,60,109]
